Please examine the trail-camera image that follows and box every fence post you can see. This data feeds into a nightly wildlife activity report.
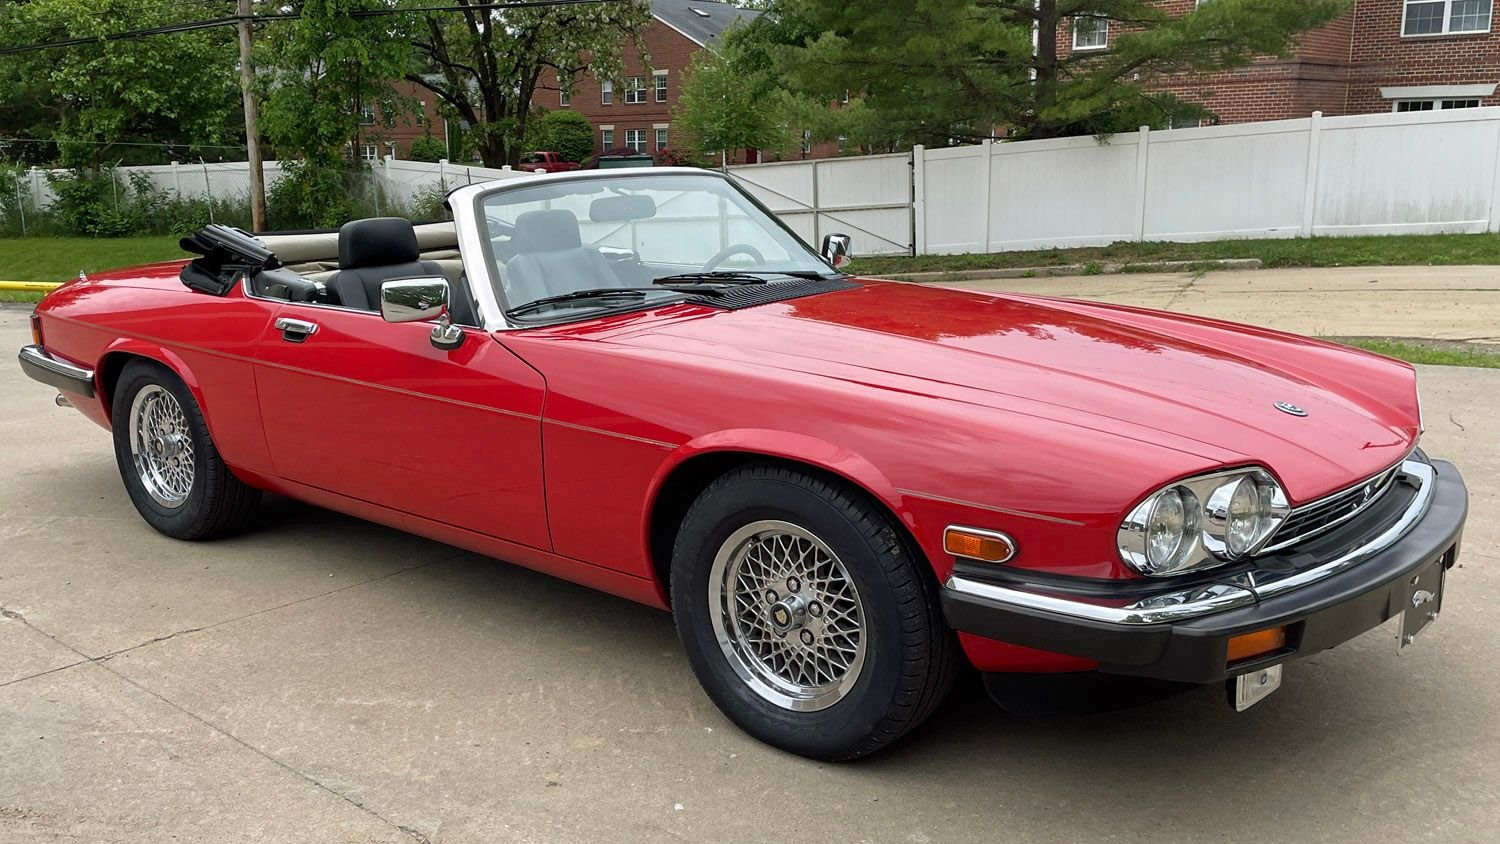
[201,159,215,224]
[437,158,448,192]
[810,158,821,247]
[979,139,994,253]
[1133,125,1150,242]
[1487,112,1500,233]
[15,174,26,237]
[30,166,43,207]
[911,144,926,256]
[171,160,182,198]
[1301,111,1323,237]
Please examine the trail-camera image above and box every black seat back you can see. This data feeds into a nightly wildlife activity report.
[328,218,444,311]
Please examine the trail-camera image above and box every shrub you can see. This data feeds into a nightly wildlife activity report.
[409,134,447,163]
[537,110,596,163]
[46,170,134,237]
[267,161,370,230]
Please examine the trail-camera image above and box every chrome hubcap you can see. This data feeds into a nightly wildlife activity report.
[128,385,194,508]
[708,520,867,712]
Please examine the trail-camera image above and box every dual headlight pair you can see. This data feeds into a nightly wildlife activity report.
[1117,467,1291,576]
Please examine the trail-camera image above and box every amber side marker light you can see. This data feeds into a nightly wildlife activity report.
[1226,626,1287,664]
[944,526,1017,563]
[30,312,43,347]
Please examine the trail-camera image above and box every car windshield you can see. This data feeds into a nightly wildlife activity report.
[478,173,832,318]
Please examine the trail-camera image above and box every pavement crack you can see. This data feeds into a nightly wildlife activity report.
[0,658,92,690]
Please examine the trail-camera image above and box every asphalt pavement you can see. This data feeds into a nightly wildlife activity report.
[1,290,1497,842]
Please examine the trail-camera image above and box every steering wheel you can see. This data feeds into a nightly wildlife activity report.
[701,243,765,272]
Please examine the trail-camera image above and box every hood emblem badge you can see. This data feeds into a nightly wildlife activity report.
[1274,401,1308,417]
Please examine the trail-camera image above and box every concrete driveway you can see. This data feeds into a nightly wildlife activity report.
[947,265,1500,344]
[1,302,1497,842]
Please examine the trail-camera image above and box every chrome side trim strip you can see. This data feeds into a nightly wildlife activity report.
[945,459,1434,627]
[18,344,96,398]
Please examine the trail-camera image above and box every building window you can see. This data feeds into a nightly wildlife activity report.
[386,142,397,160]
[1394,97,1482,111]
[654,71,668,102]
[800,129,812,156]
[560,87,570,107]
[601,127,614,148]
[358,104,376,125]
[1073,16,1108,50]
[416,102,426,125]
[1403,0,1492,36]
[601,80,613,105]
[837,133,847,154]
[655,127,668,149]
[360,144,377,162]
[625,128,646,152]
[625,76,647,104]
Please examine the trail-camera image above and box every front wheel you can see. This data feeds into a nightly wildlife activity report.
[671,464,957,760]
[111,360,260,540]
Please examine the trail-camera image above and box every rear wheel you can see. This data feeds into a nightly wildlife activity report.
[671,464,957,760]
[111,360,260,539]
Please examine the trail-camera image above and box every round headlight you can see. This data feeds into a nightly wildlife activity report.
[1204,474,1278,559]
[1142,486,1201,574]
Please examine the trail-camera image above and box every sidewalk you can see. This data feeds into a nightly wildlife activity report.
[939,265,1500,345]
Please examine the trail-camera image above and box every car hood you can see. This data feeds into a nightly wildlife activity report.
[601,280,1417,502]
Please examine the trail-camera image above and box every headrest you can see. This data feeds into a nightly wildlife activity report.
[338,217,420,269]
[513,209,582,252]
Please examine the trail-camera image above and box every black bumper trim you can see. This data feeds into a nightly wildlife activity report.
[17,344,96,398]
[942,460,1468,684]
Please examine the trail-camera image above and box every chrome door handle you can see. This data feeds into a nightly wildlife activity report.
[274,317,318,342]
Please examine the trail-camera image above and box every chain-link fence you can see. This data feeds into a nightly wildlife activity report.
[0,153,537,237]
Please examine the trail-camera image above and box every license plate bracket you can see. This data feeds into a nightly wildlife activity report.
[1399,555,1447,651]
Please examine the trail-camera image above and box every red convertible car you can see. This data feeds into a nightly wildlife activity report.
[19,169,1467,759]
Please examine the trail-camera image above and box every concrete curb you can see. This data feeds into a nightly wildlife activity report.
[881,258,1264,283]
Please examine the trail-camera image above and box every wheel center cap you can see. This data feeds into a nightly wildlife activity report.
[768,594,808,635]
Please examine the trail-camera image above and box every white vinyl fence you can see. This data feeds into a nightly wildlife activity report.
[15,107,1500,256]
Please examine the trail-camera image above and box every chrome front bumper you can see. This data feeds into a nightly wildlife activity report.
[18,344,96,398]
[940,458,1468,683]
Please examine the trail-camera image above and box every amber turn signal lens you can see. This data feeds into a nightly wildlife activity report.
[944,527,1016,563]
[1226,626,1287,663]
[30,312,43,347]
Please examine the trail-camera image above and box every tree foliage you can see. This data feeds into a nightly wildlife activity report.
[777,0,1347,142]
[535,109,596,162]
[407,0,653,168]
[0,0,241,168]
[408,133,448,162]
[673,28,802,164]
[258,0,417,167]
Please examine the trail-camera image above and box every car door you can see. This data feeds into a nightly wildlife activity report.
[252,301,551,550]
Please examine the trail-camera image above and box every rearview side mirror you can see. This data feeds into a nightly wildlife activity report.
[380,277,464,351]
[821,233,852,269]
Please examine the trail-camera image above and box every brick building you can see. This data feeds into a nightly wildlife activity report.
[351,81,447,162]
[553,0,761,160]
[1057,1,1500,124]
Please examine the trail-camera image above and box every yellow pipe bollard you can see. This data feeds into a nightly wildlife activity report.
[0,281,62,292]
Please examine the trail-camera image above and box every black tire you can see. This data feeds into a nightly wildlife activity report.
[670,464,958,760]
[110,359,260,539]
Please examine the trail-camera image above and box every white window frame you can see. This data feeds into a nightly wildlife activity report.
[360,143,378,163]
[653,71,668,103]
[560,87,570,107]
[1401,0,1493,37]
[654,124,668,149]
[600,126,614,148]
[416,102,426,125]
[1392,97,1483,111]
[358,104,376,125]
[624,76,647,104]
[601,80,613,105]
[1072,16,1109,51]
[624,128,647,152]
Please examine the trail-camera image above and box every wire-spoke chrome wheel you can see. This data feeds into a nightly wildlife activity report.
[128,384,195,508]
[708,520,867,712]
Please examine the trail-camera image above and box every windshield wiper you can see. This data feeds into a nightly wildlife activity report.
[507,285,720,317]
[653,269,831,285]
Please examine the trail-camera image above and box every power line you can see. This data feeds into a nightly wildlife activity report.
[0,0,624,56]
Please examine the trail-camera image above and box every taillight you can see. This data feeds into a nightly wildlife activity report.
[30,312,43,347]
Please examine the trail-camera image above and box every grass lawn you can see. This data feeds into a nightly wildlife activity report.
[1328,337,1500,369]
[847,232,1500,275]
[0,236,185,284]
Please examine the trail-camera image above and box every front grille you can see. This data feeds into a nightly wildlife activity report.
[1262,461,1404,552]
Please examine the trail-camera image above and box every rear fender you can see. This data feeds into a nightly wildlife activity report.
[96,339,210,430]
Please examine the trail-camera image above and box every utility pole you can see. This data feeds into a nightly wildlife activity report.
[237,0,267,232]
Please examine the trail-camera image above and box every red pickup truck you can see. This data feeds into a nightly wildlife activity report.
[519,151,580,173]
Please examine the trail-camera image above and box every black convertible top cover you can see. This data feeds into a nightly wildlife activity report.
[179,224,282,296]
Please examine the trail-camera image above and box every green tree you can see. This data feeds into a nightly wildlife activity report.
[409,133,448,162]
[674,39,797,165]
[407,0,653,168]
[0,0,241,168]
[259,0,416,167]
[535,109,596,162]
[779,0,1347,142]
